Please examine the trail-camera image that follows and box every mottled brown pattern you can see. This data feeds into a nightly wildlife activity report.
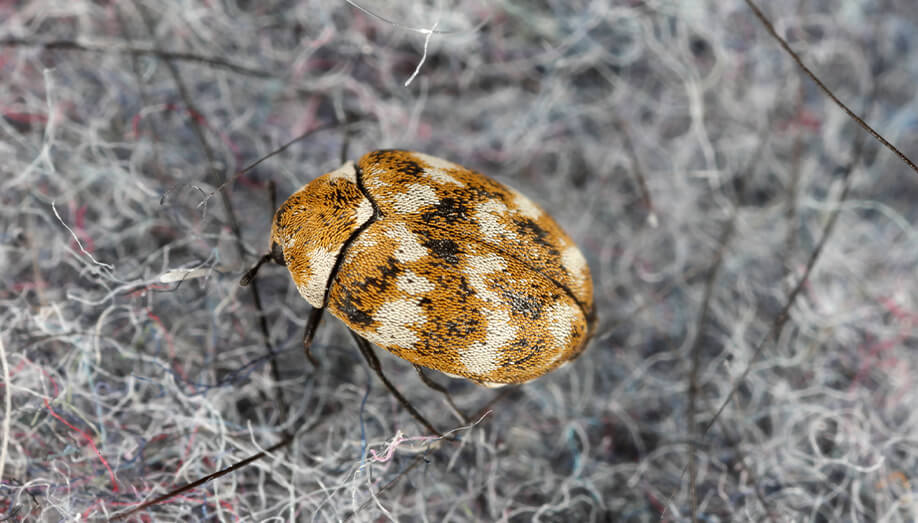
[272,150,595,384]
[358,151,594,317]
[328,219,590,383]
[270,164,370,307]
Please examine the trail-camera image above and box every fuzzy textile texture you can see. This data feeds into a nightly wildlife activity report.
[2,1,918,521]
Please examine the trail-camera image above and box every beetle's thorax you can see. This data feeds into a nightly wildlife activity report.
[270,161,373,307]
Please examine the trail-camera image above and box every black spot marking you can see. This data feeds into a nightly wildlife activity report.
[464,182,504,203]
[514,218,559,256]
[498,287,543,320]
[456,276,475,299]
[503,338,546,366]
[423,238,461,265]
[333,288,373,327]
[354,256,401,294]
[425,314,482,344]
[449,314,481,334]
[421,197,469,224]
[369,150,425,181]
[396,159,425,177]
[368,149,401,161]
[331,186,353,205]
[429,273,474,301]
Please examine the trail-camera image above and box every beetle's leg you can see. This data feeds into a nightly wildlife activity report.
[302,306,324,368]
[349,332,442,437]
[413,364,468,423]
[240,253,273,286]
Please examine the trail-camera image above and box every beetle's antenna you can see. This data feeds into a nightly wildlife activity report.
[239,181,280,287]
[240,253,273,286]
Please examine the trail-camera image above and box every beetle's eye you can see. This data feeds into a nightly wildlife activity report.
[270,241,286,266]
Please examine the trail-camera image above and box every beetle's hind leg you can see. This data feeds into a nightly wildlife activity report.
[349,332,442,437]
[413,365,469,423]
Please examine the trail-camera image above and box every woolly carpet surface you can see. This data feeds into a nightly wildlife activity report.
[2,1,917,521]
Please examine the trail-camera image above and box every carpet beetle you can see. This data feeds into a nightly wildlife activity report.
[262,150,596,386]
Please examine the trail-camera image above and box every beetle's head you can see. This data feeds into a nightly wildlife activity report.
[260,161,373,307]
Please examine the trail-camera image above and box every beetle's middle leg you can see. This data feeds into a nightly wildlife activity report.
[413,364,469,423]
[349,332,443,437]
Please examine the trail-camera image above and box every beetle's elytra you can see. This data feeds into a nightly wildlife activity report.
[268,150,595,386]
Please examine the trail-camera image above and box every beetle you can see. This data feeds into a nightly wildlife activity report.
[242,150,595,430]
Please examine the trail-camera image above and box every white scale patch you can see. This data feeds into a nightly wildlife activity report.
[510,188,542,220]
[364,165,386,177]
[545,301,579,351]
[325,161,357,181]
[364,177,389,190]
[364,299,426,350]
[355,198,373,224]
[413,153,464,186]
[396,270,435,295]
[463,308,516,375]
[461,254,517,375]
[473,200,518,242]
[464,253,506,303]
[353,234,377,252]
[298,246,338,307]
[385,223,427,263]
[391,183,439,213]
[526,301,581,370]
[561,245,588,285]
[351,228,380,254]
[425,169,462,186]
